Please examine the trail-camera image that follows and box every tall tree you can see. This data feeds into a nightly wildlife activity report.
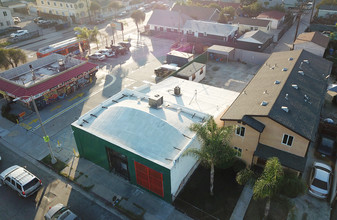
[183,117,236,195]
[74,26,99,53]
[90,1,101,18]
[0,48,27,69]
[253,157,284,219]
[109,1,123,19]
[131,10,146,34]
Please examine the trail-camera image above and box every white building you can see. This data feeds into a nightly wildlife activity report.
[0,7,13,29]
[71,77,240,202]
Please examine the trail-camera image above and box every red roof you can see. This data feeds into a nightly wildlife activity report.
[257,11,285,20]
[0,62,98,99]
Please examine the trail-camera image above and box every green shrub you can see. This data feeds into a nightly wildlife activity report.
[236,168,255,185]
[1,104,18,123]
[232,158,247,173]
[279,172,307,198]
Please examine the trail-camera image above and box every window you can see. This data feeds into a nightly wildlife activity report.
[60,3,63,7]
[66,3,69,8]
[282,134,294,146]
[233,147,242,157]
[56,11,59,15]
[41,0,44,4]
[16,183,22,191]
[47,1,50,5]
[235,126,245,137]
[0,22,3,26]
[70,4,73,8]
[3,11,7,16]
[62,12,65,16]
[6,21,10,26]
[54,2,56,6]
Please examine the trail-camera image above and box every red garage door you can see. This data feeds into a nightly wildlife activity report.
[134,161,164,197]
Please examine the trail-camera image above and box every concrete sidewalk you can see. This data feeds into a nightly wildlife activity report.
[0,112,191,220]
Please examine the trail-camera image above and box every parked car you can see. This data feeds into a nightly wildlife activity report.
[45,203,80,220]
[106,45,127,56]
[0,165,42,198]
[6,26,22,31]
[13,17,21,24]
[97,49,116,58]
[88,52,106,61]
[118,42,131,51]
[34,17,44,23]
[138,7,145,12]
[309,162,332,199]
[117,11,127,17]
[317,134,336,157]
[10,30,29,38]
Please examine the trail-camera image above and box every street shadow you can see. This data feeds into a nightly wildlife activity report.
[131,43,149,67]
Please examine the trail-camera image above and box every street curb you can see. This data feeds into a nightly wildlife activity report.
[0,137,128,220]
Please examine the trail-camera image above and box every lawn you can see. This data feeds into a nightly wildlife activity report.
[244,196,292,220]
[174,165,243,220]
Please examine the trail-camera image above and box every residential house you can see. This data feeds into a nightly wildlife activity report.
[147,9,191,33]
[221,50,332,173]
[317,4,337,18]
[257,0,297,9]
[236,30,273,51]
[183,20,238,41]
[0,7,13,29]
[230,17,271,35]
[36,0,90,23]
[294,32,330,57]
[256,11,285,29]
[171,4,220,22]
[71,77,240,202]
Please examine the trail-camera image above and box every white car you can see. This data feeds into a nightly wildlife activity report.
[10,30,29,38]
[309,162,332,199]
[88,52,106,61]
[97,49,115,58]
[45,203,80,220]
[138,7,145,12]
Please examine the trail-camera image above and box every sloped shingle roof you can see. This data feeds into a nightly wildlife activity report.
[231,17,271,27]
[257,11,285,20]
[221,50,332,141]
[237,30,272,44]
[147,9,191,28]
[171,4,220,21]
[183,20,238,37]
[294,32,330,48]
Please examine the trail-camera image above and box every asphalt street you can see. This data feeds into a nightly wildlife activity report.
[0,142,123,220]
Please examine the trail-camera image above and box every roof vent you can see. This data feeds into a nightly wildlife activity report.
[288,57,293,61]
[274,80,280,84]
[282,68,288,71]
[149,94,163,108]
[261,101,268,106]
[292,84,298,89]
[285,94,288,100]
[281,106,289,112]
[304,94,309,100]
[174,86,181,96]
[303,59,309,64]
[298,70,304,75]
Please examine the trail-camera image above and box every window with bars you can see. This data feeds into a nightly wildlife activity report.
[282,134,294,146]
[134,161,164,197]
[235,126,245,137]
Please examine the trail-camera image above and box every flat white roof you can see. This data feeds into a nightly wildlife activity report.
[73,78,240,169]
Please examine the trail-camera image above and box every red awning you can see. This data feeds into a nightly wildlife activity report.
[0,62,98,99]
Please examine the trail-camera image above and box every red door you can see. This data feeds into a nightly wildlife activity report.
[134,161,164,197]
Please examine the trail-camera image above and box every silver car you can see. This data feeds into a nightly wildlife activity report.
[0,165,42,197]
[309,162,332,199]
[45,203,80,220]
[88,52,106,61]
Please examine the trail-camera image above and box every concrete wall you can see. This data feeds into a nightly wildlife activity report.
[234,49,270,65]
[294,42,326,57]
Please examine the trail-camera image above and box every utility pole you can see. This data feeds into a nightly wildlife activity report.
[291,2,305,50]
[85,0,92,23]
[310,0,316,22]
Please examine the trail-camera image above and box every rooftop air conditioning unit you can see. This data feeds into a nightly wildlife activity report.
[149,94,163,108]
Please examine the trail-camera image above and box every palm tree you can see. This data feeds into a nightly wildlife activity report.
[131,10,145,36]
[0,48,27,69]
[74,26,99,53]
[109,1,122,19]
[183,117,236,195]
[253,157,284,219]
